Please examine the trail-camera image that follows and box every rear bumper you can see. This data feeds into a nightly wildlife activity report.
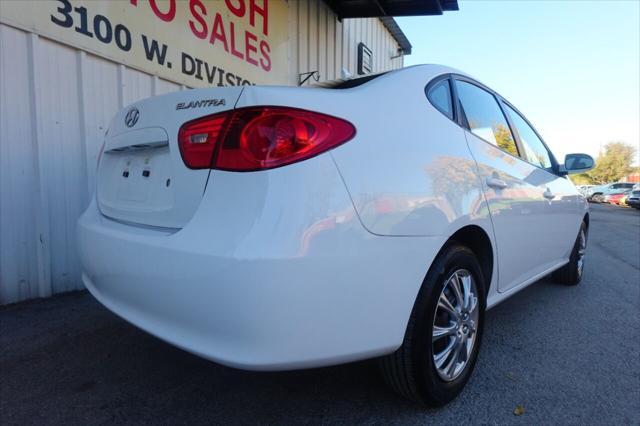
[78,155,442,370]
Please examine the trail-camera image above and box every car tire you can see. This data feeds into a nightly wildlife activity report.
[378,244,486,406]
[552,222,587,286]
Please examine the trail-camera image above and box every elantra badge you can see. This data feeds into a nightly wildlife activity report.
[176,99,226,110]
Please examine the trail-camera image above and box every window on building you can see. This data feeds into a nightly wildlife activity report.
[427,79,454,120]
[357,43,373,75]
[455,80,519,157]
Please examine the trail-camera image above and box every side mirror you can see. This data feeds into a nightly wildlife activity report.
[560,153,595,175]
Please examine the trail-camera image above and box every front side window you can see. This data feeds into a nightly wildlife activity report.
[503,103,552,169]
[455,80,519,157]
[427,79,454,119]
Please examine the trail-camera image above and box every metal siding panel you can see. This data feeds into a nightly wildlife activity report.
[385,28,390,71]
[80,53,120,198]
[341,18,349,76]
[288,0,299,85]
[346,20,355,74]
[0,25,40,303]
[372,19,378,72]
[27,33,54,301]
[298,0,309,76]
[335,18,342,78]
[356,19,362,72]
[155,78,181,95]
[318,2,327,81]
[370,19,376,73]
[391,26,396,70]
[356,19,363,72]
[34,37,86,294]
[378,20,384,72]
[373,19,378,72]
[0,24,185,304]
[347,20,354,73]
[395,32,402,69]
[387,30,396,70]
[326,10,334,81]
[366,19,372,72]
[374,19,381,72]
[308,0,318,76]
[123,67,153,105]
[383,23,389,68]
[359,19,366,73]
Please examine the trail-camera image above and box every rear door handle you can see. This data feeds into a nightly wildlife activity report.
[486,177,508,189]
[543,189,556,200]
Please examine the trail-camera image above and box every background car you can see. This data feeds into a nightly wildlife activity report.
[577,184,595,196]
[607,190,631,206]
[618,191,632,207]
[588,182,635,202]
[626,189,640,209]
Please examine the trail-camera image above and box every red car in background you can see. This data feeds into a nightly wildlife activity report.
[605,190,631,205]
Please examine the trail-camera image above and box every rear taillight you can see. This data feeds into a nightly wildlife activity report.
[178,114,228,169]
[178,107,355,171]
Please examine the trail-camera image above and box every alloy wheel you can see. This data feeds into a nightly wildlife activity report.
[432,269,479,382]
[576,229,587,278]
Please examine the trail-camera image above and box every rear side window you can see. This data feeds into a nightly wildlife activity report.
[503,103,552,169]
[611,183,633,189]
[427,79,453,119]
[455,80,519,157]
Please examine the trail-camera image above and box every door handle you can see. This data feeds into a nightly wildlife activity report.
[543,189,556,200]
[486,177,508,189]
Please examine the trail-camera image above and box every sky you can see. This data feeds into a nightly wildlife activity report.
[397,0,640,164]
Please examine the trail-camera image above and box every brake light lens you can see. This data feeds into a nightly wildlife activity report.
[178,107,355,171]
[178,114,229,169]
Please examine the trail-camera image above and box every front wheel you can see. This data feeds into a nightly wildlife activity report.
[378,244,486,406]
[553,222,587,286]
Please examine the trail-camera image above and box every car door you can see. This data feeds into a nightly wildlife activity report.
[500,101,582,268]
[453,78,561,292]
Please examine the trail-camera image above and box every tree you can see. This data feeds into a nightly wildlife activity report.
[569,173,594,185]
[573,142,637,184]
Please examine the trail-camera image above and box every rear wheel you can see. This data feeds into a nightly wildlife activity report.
[378,244,486,406]
[553,222,587,286]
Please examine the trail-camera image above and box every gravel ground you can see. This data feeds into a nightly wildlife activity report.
[1,203,639,425]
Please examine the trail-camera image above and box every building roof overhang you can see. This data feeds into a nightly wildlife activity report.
[325,0,459,55]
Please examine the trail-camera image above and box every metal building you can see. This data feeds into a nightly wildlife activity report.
[0,0,457,304]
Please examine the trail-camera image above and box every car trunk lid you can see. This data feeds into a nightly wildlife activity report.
[97,87,243,228]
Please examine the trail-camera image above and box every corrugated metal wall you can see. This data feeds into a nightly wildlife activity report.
[0,1,404,304]
[0,25,184,304]
[289,1,404,84]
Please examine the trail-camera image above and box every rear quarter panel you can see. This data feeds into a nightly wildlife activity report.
[236,66,499,301]
[327,67,493,239]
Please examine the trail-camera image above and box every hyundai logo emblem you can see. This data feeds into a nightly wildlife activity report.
[125,108,139,128]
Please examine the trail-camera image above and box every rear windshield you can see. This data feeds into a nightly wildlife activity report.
[613,183,634,188]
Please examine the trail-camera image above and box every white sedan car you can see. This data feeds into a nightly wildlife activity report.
[78,64,594,406]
